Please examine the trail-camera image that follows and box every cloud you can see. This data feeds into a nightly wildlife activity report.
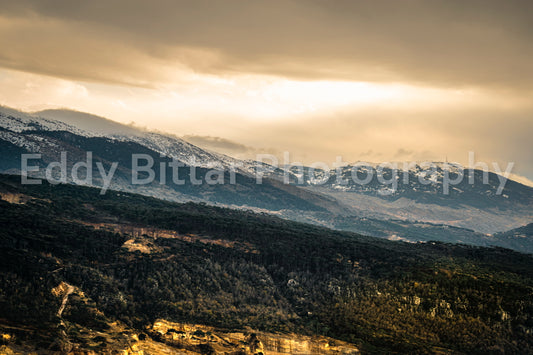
[1,68,531,179]
[394,148,414,159]
[0,0,532,90]
[182,135,279,160]
[182,135,253,153]
[0,1,531,179]
[228,103,533,177]
[358,150,376,158]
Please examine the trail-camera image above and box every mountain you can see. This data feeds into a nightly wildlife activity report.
[277,164,533,234]
[1,174,532,353]
[497,222,533,238]
[2,106,533,252]
[35,109,238,168]
[0,106,93,136]
[492,223,533,252]
[0,106,338,213]
[19,108,244,170]
[35,109,142,136]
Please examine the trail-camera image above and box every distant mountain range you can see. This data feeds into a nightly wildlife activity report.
[1,106,532,252]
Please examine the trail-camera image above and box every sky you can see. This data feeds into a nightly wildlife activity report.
[0,0,532,181]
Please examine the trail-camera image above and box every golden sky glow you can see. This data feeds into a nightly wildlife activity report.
[0,0,532,179]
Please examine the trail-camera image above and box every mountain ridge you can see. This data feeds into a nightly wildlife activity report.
[1,106,532,250]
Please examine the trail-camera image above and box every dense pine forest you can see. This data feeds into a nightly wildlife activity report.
[0,174,532,354]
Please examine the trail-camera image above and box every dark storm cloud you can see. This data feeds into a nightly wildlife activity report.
[0,0,532,89]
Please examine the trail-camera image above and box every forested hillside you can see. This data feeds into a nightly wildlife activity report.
[0,174,532,354]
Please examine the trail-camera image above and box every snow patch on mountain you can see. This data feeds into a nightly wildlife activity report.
[0,106,260,172]
[0,106,93,137]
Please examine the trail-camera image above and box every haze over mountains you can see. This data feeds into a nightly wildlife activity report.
[1,106,532,253]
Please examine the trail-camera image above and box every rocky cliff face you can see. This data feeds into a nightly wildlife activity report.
[149,319,359,354]
[0,317,358,355]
